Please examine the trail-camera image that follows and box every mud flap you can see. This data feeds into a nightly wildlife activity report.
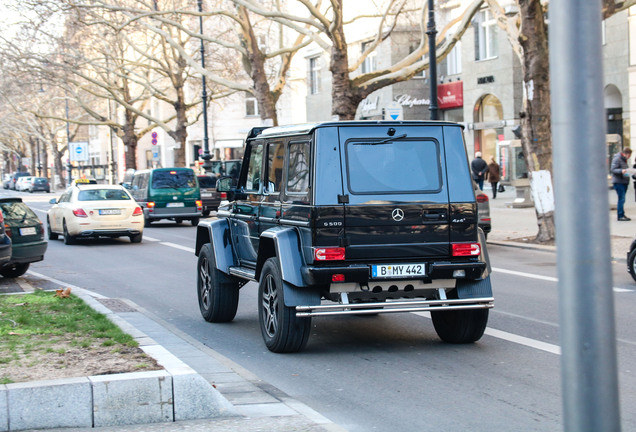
[283,281,321,307]
[456,275,493,299]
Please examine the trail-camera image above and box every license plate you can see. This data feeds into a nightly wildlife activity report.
[19,227,36,236]
[99,209,121,215]
[167,202,185,208]
[201,192,212,197]
[372,263,426,279]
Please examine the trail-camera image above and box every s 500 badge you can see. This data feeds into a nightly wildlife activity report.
[323,221,343,227]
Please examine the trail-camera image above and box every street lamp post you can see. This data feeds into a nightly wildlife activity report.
[197,0,212,173]
[427,0,439,121]
[65,96,72,185]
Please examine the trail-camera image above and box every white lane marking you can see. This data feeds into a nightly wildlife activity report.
[413,311,561,355]
[142,235,161,242]
[492,267,634,293]
[160,242,195,253]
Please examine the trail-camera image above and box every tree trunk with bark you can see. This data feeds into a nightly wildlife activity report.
[168,91,188,167]
[122,110,138,171]
[517,0,555,242]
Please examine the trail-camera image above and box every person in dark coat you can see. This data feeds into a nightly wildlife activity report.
[471,152,488,190]
[611,147,632,221]
[486,156,501,199]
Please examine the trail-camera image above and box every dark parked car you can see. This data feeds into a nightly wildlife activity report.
[474,182,492,238]
[210,160,241,182]
[0,198,47,277]
[627,239,636,282]
[26,177,51,193]
[0,209,12,268]
[197,175,221,217]
[195,121,493,353]
[9,171,32,190]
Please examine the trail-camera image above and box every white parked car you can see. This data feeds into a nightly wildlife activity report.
[15,177,33,192]
[47,179,144,245]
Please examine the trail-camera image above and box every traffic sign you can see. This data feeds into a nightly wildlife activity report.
[69,141,89,162]
[384,102,404,121]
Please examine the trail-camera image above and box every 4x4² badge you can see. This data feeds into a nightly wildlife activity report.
[392,208,404,221]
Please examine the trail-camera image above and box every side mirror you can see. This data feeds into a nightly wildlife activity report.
[49,198,57,205]
[120,182,131,189]
[216,176,236,201]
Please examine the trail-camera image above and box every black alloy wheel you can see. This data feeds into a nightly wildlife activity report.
[197,243,239,322]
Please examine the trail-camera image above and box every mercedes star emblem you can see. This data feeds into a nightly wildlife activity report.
[392,208,404,222]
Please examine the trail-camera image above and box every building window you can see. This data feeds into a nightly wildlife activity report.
[361,41,377,74]
[309,56,320,95]
[447,42,462,75]
[474,9,498,61]
[245,97,259,117]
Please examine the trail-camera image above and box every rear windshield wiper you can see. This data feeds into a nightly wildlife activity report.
[355,134,408,146]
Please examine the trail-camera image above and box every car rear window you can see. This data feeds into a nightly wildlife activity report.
[197,176,217,188]
[0,202,38,220]
[34,178,48,184]
[152,171,196,189]
[78,189,132,201]
[345,138,442,194]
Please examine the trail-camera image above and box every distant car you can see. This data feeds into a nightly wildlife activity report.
[2,174,12,189]
[197,175,221,217]
[627,240,636,282]
[474,182,492,238]
[25,177,51,193]
[14,176,33,192]
[9,172,32,190]
[47,180,144,245]
[210,160,241,181]
[0,207,12,268]
[0,198,47,278]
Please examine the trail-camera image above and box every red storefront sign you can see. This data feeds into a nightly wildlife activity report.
[437,81,464,109]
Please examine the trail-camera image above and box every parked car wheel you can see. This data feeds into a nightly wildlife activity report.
[197,244,239,322]
[628,248,636,282]
[47,217,58,240]
[258,257,311,353]
[63,220,76,245]
[144,218,152,227]
[0,263,30,278]
[129,232,143,243]
[191,217,200,226]
[431,293,489,344]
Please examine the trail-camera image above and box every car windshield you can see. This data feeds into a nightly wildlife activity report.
[152,171,196,189]
[77,189,131,201]
[0,202,38,221]
[197,176,217,188]
[346,139,442,194]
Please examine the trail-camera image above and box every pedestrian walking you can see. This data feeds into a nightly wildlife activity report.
[471,152,488,190]
[486,156,501,199]
[611,147,632,221]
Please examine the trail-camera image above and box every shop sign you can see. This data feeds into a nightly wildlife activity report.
[360,96,380,113]
[395,94,430,108]
[437,81,463,109]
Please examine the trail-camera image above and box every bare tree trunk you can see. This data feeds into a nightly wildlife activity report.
[122,111,138,170]
[518,0,555,242]
[169,95,188,167]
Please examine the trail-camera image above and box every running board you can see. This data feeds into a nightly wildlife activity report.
[228,266,256,281]
[295,297,494,317]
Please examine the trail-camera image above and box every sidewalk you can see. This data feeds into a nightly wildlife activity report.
[484,184,635,260]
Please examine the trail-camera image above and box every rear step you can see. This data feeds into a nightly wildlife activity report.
[295,297,494,317]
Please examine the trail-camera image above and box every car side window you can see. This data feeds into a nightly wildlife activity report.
[266,141,284,195]
[286,141,310,194]
[244,143,263,194]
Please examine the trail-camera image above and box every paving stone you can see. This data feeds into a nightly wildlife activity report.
[90,371,173,427]
[6,378,92,430]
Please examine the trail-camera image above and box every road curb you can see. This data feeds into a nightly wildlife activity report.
[0,288,237,432]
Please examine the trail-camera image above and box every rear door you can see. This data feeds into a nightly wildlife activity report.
[338,125,450,260]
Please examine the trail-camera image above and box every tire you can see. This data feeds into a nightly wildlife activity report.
[47,217,58,240]
[202,210,210,217]
[628,248,636,282]
[63,220,76,245]
[431,307,489,344]
[258,257,311,353]
[0,263,29,278]
[130,232,143,243]
[197,244,239,322]
[191,217,200,226]
[144,218,152,227]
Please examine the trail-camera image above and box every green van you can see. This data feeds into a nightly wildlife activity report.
[128,168,202,226]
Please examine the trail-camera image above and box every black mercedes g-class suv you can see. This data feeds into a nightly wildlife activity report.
[194,121,493,353]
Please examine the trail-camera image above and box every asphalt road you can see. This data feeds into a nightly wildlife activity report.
[9,190,636,431]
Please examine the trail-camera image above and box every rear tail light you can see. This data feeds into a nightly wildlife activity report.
[147,202,155,213]
[4,224,11,238]
[132,206,143,216]
[0,210,4,225]
[452,243,481,256]
[196,200,203,211]
[476,193,489,203]
[313,247,345,261]
[220,192,227,199]
[72,208,88,218]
